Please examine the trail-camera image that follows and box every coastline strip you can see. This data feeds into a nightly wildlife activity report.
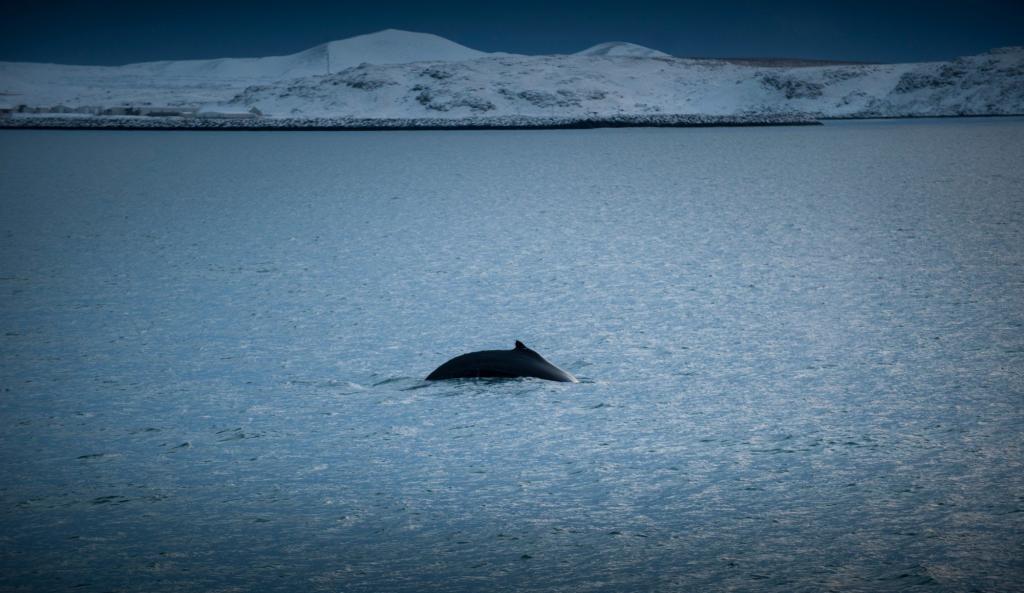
[0,113,822,131]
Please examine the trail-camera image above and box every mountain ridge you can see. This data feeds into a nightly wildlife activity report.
[1,30,1021,122]
[574,42,672,58]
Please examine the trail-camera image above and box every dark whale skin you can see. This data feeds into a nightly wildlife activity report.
[426,341,578,382]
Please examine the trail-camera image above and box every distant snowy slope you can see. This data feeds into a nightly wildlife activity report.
[319,29,490,70]
[1,30,1021,121]
[575,42,672,59]
[0,29,489,107]
[228,47,1024,119]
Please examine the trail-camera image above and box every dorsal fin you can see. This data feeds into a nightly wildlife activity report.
[515,340,526,350]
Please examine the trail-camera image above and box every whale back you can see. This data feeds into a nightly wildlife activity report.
[426,341,578,382]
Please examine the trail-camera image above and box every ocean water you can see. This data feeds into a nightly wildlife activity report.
[0,119,1022,592]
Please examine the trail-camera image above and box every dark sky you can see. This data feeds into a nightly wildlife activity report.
[2,0,1022,65]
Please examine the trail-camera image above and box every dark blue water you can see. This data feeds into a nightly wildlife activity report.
[1,120,1022,592]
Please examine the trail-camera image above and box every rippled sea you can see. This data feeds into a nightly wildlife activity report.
[1,119,1022,592]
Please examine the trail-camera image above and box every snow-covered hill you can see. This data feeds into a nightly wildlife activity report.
[574,42,672,59]
[126,29,490,79]
[228,46,1024,119]
[1,30,1021,122]
[0,29,490,108]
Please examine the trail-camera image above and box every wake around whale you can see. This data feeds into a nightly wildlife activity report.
[426,341,578,382]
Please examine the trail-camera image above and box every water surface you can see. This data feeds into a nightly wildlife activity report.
[1,119,1022,592]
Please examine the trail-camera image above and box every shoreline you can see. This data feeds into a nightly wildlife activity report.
[0,113,821,131]
[2,113,1021,132]
[820,113,1024,122]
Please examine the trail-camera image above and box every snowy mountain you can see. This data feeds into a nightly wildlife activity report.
[226,46,1024,119]
[125,29,490,79]
[574,42,672,59]
[1,30,1022,123]
[0,29,490,109]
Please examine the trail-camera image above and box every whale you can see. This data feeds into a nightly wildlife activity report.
[426,341,578,382]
